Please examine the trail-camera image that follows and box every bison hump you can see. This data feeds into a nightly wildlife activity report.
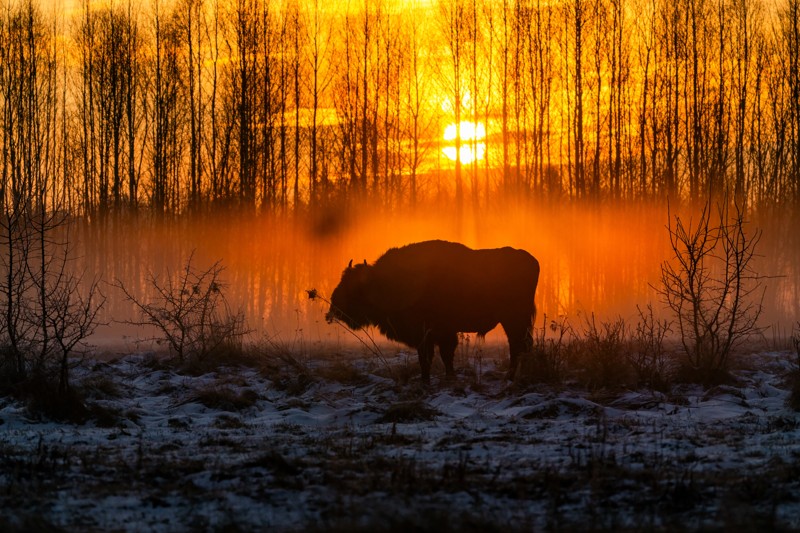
[366,240,537,315]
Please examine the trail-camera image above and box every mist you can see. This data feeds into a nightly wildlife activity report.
[81,200,799,353]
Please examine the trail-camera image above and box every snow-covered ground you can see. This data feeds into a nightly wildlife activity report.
[2,348,800,531]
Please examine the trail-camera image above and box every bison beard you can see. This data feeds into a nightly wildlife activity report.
[326,240,540,383]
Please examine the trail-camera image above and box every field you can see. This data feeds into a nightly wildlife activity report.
[2,345,800,532]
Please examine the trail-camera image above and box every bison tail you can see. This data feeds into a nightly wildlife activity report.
[527,302,537,351]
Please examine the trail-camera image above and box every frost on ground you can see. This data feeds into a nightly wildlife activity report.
[1,348,800,532]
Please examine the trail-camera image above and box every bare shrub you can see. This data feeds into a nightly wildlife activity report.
[629,304,673,389]
[250,339,317,394]
[0,212,104,419]
[188,385,259,412]
[517,314,573,384]
[658,201,765,384]
[573,314,634,389]
[117,253,248,363]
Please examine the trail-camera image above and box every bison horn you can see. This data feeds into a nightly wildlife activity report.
[348,259,353,269]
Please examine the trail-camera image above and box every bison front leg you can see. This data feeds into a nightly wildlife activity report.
[503,321,534,380]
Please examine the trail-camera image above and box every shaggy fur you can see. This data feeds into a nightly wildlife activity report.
[326,240,540,382]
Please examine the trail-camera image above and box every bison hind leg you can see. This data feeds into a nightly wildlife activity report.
[502,320,534,380]
[437,331,459,381]
[418,336,435,384]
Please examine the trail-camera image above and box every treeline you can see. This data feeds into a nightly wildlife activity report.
[1,0,800,219]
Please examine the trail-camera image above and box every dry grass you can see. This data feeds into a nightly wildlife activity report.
[316,361,371,386]
[186,385,259,412]
[377,400,439,423]
[517,312,677,391]
[572,314,636,390]
[80,371,123,400]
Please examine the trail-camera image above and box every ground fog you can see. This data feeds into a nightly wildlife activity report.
[85,203,800,350]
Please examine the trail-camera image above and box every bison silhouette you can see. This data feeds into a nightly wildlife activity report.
[326,240,540,382]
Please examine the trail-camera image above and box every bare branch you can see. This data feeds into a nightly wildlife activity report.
[657,199,765,381]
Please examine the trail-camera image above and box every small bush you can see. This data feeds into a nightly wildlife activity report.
[0,212,104,417]
[176,345,260,376]
[117,253,248,363]
[250,341,318,394]
[81,372,122,400]
[19,372,89,422]
[189,385,259,412]
[517,314,573,384]
[572,314,635,390]
[516,312,676,391]
[629,304,673,389]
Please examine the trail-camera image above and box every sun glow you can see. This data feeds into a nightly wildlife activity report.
[442,121,486,165]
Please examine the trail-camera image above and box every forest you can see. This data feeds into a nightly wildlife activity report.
[0,0,799,215]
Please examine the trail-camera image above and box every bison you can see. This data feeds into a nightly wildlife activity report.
[325,240,540,382]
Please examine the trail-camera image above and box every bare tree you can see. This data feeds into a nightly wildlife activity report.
[304,0,334,206]
[658,200,765,381]
[563,0,589,198]
[150,1,185,214]
[528,0,555,197]
[439,0,466,213]
[780,0,800,203]
[0,1,55,379]
[231,0,262,210]
[334,0,383,199]
[400,5,435,207]
[0,2,104,405]
[181,0,205,212]
[606,0,627,198]
[5,0,800,211]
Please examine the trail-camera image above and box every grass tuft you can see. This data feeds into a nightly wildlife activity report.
[316,361,371,385]
[378,400,439,423]
[573,314,635,390]
[188,385,259,412]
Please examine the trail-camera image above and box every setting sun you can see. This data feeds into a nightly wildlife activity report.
[442,121,486,164]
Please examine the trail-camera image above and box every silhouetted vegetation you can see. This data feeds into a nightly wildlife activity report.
[658,200,765,383]
[629,303,671,389]
[116,253,248,362]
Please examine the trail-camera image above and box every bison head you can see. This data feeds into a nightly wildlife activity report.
[326,260,373,330]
